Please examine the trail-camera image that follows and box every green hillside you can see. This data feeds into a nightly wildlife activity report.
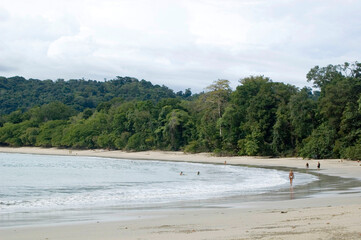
[0,76,184,115]
[1,62,361,160]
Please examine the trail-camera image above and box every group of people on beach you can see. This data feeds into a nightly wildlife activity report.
[180,171,200,176]
[289,161,321,186]
[180,160,321,188]
[305,161,321,170]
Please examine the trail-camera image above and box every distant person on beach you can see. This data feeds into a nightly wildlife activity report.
[180,171,183,175]
[306,162,309,169]
[317,161,320,170]
[197,171,200,175]
[289,170,294,186]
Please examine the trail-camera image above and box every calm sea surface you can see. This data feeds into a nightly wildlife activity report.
[0,153,317,227]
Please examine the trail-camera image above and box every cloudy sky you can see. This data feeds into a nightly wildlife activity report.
[0,0,360,92]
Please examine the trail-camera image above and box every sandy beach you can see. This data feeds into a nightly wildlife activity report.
[1,147,361,240]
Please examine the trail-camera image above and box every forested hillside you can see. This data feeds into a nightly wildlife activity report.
[0,76,187,115]
[1,62,360,159]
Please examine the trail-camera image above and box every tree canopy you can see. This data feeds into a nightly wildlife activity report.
[1,62,361,160]
[0,76,181,115]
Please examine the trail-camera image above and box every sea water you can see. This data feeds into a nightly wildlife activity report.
[0,153,317,227]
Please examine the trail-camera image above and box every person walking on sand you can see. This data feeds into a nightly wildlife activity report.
[317,161,320,170]
[289,169,294,186]
[306,162,309,169]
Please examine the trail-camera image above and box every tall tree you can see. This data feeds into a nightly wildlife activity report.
[203,79,232,137]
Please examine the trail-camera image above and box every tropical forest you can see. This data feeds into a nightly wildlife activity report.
[1,62,361,160]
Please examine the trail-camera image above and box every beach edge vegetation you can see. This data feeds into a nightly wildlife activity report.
[1,62,361,160]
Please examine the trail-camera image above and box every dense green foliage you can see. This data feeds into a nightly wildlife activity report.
[1,62,361,159]
[0,76,184,115]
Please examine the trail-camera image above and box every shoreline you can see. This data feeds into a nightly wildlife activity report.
[1,147,361,239]
[1,146,359,198]
[1,146,360,179]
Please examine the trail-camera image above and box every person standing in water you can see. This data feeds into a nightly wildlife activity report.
[289,170,294,186]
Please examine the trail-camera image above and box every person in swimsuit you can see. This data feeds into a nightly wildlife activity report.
[289,169,294,186]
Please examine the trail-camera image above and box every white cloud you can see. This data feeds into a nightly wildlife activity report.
[0,7,9,21]
[47,28,96,59]
[0,0,360,92]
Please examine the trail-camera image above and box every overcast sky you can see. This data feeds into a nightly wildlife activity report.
[0,0,360,92]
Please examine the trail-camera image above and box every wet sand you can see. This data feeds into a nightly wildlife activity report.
[1,147,361,240]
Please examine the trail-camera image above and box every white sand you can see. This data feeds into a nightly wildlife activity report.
[1,147,361,240]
